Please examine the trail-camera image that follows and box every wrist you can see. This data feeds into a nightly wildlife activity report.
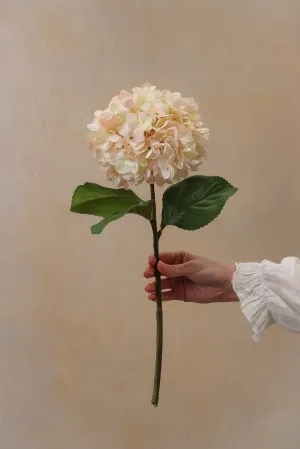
[223,264,239,302]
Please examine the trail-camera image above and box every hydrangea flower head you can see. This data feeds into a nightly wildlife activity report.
[87,83,209,188]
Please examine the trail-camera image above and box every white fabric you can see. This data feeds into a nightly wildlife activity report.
[232,257,300,340]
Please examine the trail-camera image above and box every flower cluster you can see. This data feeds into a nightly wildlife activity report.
[87,83,209,188]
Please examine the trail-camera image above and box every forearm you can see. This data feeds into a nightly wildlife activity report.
[232,258,300,340]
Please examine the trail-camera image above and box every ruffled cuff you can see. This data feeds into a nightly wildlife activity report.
[232,263,274,340]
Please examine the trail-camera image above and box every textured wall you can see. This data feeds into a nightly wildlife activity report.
[1,1,300,448]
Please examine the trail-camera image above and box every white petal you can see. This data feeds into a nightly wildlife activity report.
[126,112,137,124]
[132,126,145,143]
[109,102,121,114]
[123,174,133,181]
[108,134,120,142]
[138,112,148,122]
[118,123,131,138]
[141,102,151,111]
[146,168,152,179]
[189,159,201,165]
[124,99,134,109]
[131,162,139,174]
[110,176,121,187]
[161,168,170,179]
[116,161,130,174]
[175,158,184,169]
[132,141,147,153]
[157,156,169,169]
[87,122,102,132]
[99,140,112,151]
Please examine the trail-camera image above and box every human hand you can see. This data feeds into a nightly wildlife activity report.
[144,251,238,303]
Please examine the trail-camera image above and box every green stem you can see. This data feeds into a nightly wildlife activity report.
[150,183,163,407]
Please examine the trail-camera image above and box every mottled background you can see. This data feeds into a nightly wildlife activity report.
[1,1,300,448]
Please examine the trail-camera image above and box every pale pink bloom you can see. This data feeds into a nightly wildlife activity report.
[86,83,209,188]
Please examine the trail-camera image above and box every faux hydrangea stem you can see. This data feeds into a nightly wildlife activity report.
[150,183,163,407]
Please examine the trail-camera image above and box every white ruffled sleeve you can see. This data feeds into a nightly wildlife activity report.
[232,257,300,340]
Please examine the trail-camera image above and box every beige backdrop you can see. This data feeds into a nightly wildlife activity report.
[1,1,300,448]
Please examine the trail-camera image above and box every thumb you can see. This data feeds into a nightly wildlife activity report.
[157,260,194,278]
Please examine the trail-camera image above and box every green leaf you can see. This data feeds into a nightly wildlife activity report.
[129,200,152,220]
[161,175,237,231]
[71,182,152,234]
[91,201,152,234]
[71,182,143,217]
[90,201,152,235]
[90,212,125,235]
